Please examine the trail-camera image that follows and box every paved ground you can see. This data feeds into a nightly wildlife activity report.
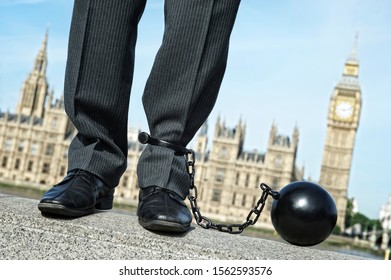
[0,193,366,260]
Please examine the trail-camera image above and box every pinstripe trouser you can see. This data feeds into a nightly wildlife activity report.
[64,0,240,199]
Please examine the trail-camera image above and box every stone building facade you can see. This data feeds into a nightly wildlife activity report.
[0,32,75,187]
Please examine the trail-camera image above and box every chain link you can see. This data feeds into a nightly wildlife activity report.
[186,150,280,234]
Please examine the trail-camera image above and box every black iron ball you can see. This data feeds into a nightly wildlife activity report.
[271,181,337,246]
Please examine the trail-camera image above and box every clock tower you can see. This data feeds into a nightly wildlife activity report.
[319,36,362,231]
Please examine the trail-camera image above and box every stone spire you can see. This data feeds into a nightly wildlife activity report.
[16,29,49,118]
[347,32,359,64]
[199,119,208,136]
[343,33,359,78]
[336,33,361,91]
[35,28,48,74]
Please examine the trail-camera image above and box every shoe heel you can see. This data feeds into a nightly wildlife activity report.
[95,196,113,210]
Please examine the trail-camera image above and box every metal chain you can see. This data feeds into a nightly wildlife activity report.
[186,150,280,234]
[137,131,280,234]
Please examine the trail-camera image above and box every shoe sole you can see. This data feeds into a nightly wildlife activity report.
[138,218,190,233]
[38,203,94,217]
[38,196,113,217]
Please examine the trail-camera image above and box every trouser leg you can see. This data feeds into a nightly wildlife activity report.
[64,0,146,187]
[137,0,241,198]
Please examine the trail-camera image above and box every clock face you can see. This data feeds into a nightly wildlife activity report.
[335,101,353,119]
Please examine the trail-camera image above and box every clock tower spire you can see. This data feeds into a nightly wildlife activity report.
[319,35,362,231]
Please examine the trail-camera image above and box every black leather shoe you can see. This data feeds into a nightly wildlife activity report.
[137,186,192,233]
[38,169,114,217]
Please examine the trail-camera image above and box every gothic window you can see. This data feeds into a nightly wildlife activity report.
[51,117,58,129]
[30,143,39,155]
[340,131,347,147]
[18,141,25,153]
[5,139,12,151]
[346,66,356,76]
[14,158,20,170]
[23,90,32,107]
[1,157,8,168]
[211,189,222,202]
[232,192,236,205]
[245,173,250,187]
[27,161,34,172]
[59,166,66,176]
[241,194,247,207]
[331,131,337,145]
[45,143,54,156]
[215,168,225,182]
[122,176,129,188]
[219,146,228,159]
[63,149,68,159]
[334,130,345,147]
[335,154,340,165]
[329,153,337,166]
[42,163,50,174]
[235,172,240,185]
[274,155,283,167]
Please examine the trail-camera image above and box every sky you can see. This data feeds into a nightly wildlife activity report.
[0,0,390,220]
